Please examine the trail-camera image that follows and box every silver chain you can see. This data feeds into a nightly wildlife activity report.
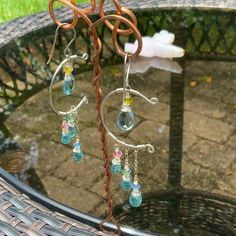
[134,149,139,182]
[75,116,80,142]
[125,149,129,167]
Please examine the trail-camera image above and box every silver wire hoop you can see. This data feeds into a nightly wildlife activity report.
[101,88,159,153]
[49,54,88,117]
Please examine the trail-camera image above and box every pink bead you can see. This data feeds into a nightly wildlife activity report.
[61,123,69,130]
[114,156,121,161]
[113,150,122,158]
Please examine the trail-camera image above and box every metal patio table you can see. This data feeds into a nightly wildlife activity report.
[0,1,235,235]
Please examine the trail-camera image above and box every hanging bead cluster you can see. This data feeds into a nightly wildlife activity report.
[111,146,142,208]
[63,62,75,96]
[117,92,135,131]
[120,149,132,191]
[61,108,84,162]
[129,150,142,207]
[111,145,122,174]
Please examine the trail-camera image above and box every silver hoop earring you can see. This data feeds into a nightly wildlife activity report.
[100,53,159,207]
[49,61,88,162]
[48,23,88,162]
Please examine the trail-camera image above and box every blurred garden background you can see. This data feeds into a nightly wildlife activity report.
[0,0,87,23]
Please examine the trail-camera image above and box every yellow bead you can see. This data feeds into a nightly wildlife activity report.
[124,95,133,106]
[63,64,73,75]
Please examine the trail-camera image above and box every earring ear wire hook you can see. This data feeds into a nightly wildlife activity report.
[47,23,77,64]
[123,53,131,89]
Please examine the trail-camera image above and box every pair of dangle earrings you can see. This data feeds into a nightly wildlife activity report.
[101,54,159,207]
[48,23,88,162]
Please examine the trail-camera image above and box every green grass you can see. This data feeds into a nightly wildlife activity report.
[0,0,87,23]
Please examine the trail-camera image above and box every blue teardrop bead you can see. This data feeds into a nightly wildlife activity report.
[68,126,77,138]
[73,150,84,162]
[117,110,134,131]
[129,190,142,207]
[61,134,71,144]
[111,163,121,174]
[120,179,132,191]
[63,75,75,96]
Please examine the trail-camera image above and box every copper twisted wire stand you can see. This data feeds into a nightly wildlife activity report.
[48,0,142,234]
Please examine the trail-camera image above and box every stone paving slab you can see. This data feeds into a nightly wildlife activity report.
[41,175,103,213]
[183,132,198,153]
[228,134,236,150]
[225,111,236,128]
[185,61,233,101]
[184,111,234,143]
[184,97,227,120]
[185,140,236,171]
[133,101,170,125]
[182,159,220,193]
[54,155,104,189]
[34,140,70,177]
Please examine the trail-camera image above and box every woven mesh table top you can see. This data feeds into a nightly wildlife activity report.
[0,0,235,47]
[0,177,110,236]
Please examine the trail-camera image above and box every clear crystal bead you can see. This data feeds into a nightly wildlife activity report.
[116,106,134,131]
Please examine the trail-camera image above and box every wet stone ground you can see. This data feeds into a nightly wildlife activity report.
[5,60,236,219]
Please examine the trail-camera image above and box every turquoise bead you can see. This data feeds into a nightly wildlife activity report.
[63,86,72,96]
[63,75,75,96]
[73,151,84,162]
[61,134,71,144]
[117,110,134,131]
[129,191,142,208]
[120,179,132,191]
[68,126,77,138]
[111,163,121,174]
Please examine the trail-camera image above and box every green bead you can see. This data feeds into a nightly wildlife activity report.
[68,126,77,138]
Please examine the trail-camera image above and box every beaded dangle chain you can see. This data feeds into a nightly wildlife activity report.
[111,146,142,207]
[111,144,123,174]
[129,150,142,207]
[61,107,84,162]
[120,149,132,192]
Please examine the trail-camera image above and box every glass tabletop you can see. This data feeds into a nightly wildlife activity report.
[0,6,235,236]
